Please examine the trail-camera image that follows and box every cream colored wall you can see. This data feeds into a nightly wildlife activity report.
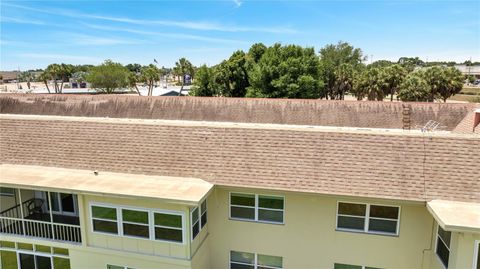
[191,236,211,269]
[81,194,192,260]
[449,231,480,269]
[207,187,435,269]
[69,246,192,269]
[428,224,480,269]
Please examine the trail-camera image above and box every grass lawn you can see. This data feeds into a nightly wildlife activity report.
[449,87,480,103]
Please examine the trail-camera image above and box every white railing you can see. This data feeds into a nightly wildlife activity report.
[0,216,81,244]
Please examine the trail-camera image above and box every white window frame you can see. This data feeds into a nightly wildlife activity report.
[435,224,451,269]
[152,210,185,244]
[90,204,120,236]
[333,264,382,269]
[89,202,185,245]
[229,250,283,269]
[473,240,480,269]
[44,191,78,216]
[190,198,207,241]
[335,201,401,236]
[106,264,136,269]
[121,207,150,239]
[229,192,285,225]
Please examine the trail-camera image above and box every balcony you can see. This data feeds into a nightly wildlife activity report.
[0,188,82,244]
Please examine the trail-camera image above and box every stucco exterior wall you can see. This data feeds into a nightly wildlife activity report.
[207,186,435,269]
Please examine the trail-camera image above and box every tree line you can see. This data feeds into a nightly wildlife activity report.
[190,42,467,102]
[15,41,471,101]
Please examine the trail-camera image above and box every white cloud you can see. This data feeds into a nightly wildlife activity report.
[0,16,46,25]
[16,53,98,62]
[233,0,242,7]
[4,3,297,34]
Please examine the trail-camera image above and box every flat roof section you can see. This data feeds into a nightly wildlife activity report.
[427,200,480,233]
[0,164,213,205]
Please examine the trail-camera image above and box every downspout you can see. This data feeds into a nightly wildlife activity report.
[422,212,436,269]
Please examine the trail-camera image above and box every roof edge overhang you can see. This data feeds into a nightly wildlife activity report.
[427,200,480,234]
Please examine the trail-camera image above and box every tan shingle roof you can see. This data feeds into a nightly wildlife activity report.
[1,94,478,131]
[1,114,478,203]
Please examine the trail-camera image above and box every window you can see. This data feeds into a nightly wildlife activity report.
[122,209,149,239]
[90,203,185,244]
[49,192,77,215]
[336,202,400,235]
[230,193,284,224]
[107,265,135,269]
[191,199,207,240]
[334,264,382,269]
[436,225,451,268]
[230,251,282,269]
[92,205,118,234]
[0,187,15,196]
[0,241,71,269]
[154,212,183,243]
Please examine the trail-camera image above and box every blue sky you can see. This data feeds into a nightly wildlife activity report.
[1,0,479,70]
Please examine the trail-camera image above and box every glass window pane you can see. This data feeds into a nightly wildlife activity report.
[92,206,117,220]
[438,226,451,247]
[201,201,207,212]
[259,196,284,209]
[155,227,183,243]
[35,244,51,253]
[231,264,254,269]
[60,193,75,213]
[369,205,399,219]
[93,219,118,234]
[201,212,207,228]
[337,216,365,230]
[334,264,362,269]
[17,243,33,250]
[436,236,450,268]
[231,206,255,220]
[368,219,398,234]
[122,209,148,224]
[231,194,255,207]
[338,203,366,216]
[258,209,283,223]
[19,253,35,269]
[154,213,182,228]
[0,187,15,196]
[0,250,18,269]
[107,265,124,269]
[0,241,15,248]
[123,223,149,238]
[53,257,71,269]
[192,222,199,239]
[36,255,52,269]
[50,192,60,212]
[258,254,282,267]
[53,247,69,256]
[230,251,255,264]
[191,208,199,224]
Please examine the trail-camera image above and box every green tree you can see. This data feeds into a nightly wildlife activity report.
[382,64,407,101]
[125,63,143,73]
[215,51,250,97]
[86,60,129,94]
[432,67,464,102]
[44,63,74,93]
[190,65,218,96]
[140,64,161,96]
[173,58,195,95]
[397,72,430,102]
[38,72,52,93]
[18,71,35,89]
[352,67,385,101]
[319,41,365,99]
[127,72,141,96]
[398,57,425,72]
[247,43,323,99]
[247,43,267,63]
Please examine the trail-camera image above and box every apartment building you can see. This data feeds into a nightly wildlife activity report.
[0,95,479,269]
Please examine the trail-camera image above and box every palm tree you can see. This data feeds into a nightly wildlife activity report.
[174,58,194,96]
[38,72,52,93]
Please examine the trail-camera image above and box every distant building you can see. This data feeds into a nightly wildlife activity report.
[0,71,19,83]
[455,65,480,79]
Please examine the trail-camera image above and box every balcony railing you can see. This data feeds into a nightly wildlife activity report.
[0,198,81,244]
